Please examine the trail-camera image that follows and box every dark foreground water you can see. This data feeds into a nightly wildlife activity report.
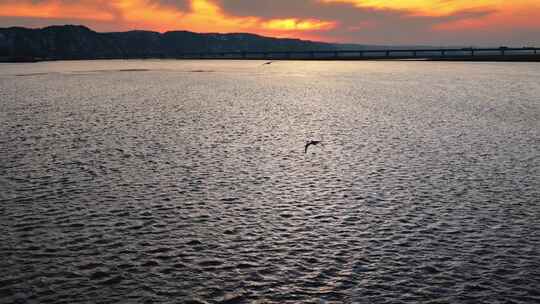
[1,60,539,303]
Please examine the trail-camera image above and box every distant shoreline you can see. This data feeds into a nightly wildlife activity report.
[2,25,539,64]
[2,55,540,63]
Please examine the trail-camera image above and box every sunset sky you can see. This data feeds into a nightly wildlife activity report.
[0,0,539,45]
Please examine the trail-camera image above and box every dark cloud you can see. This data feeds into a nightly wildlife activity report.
[153,0,191,12]
[217,0,501,45]
[217,0,494,27]
[1,0,537,46]
[217,0,391,21]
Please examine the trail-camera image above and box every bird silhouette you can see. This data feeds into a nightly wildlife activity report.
[305,140,323,153]
[262,61,273,66]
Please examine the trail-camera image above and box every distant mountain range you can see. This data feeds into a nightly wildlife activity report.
[1,25,536,62]
[0,25,366,62]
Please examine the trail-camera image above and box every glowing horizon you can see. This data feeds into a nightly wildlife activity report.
[0,0,539,45]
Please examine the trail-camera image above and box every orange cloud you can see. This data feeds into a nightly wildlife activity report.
[262,18,336,31]
[114,0,185,30]
[162,0,259,33]
[321,0,540,37]
[101,0,206,33]
[1,0,539,45]
[321,0,500,16]
[117,0,335,39]
[0,0,116,21]
[434,1,540,31]
[0,0,337,37]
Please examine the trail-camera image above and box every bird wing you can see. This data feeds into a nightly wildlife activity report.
[305,143,310,153]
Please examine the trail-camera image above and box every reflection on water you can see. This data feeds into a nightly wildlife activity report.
[1,60,539,303]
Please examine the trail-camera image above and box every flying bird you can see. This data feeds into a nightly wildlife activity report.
[305,140,323,154]
[262,61,273,66]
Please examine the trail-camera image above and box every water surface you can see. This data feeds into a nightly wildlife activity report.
[1,60,539,303]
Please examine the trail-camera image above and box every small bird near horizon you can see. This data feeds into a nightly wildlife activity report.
[262,61,273,65]
[305,140,323,154]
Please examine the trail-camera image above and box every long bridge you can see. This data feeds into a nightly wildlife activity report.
[174,47,540,61]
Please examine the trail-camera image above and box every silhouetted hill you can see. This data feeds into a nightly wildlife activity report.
[0,25,345,61]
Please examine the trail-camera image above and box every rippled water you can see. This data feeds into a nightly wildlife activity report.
[1,60,539,303]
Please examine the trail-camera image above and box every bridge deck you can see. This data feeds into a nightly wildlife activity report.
[174,47,540,61]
